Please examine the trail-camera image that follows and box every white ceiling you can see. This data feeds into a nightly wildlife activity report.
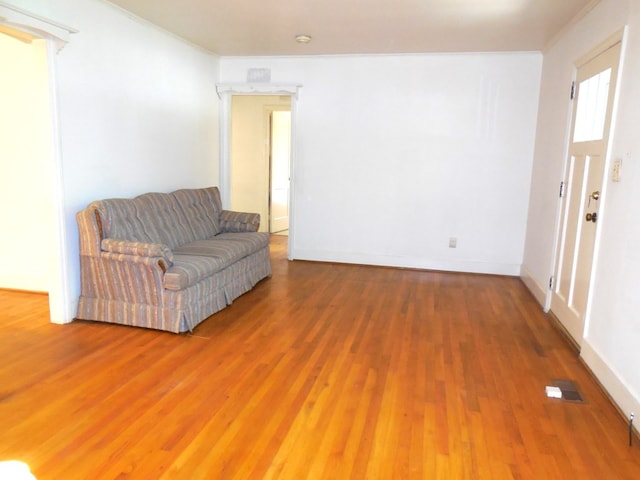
[108,0,599,56]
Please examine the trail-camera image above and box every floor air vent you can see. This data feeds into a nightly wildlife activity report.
[545,379,585,403]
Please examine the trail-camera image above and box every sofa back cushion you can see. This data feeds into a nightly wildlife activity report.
[94,187,223,248]
[94,197,161,244]
[172,187,222,240]
[134,192,195,248]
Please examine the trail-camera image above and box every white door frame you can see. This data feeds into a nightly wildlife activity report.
[0,2,77,324]
[545,29,626,338]
[217,83,301,260]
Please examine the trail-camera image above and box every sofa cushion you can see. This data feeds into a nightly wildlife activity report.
[219,210,260,232]
[173,232,269,261]
[134,192,196,249]
[101,239,174,266]
[165,233,269,291]
[94,198,161,244]
[95,187,224,250]
[172,187,222,240]
[164,255,226,291]
[96,193,191,248]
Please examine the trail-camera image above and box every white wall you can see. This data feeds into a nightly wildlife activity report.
[0,35,53,292]
[522,0,640,418]
[221,53,542,275]
[14,0,220,320]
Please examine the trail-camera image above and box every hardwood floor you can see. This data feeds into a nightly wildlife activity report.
[2,235,640,479]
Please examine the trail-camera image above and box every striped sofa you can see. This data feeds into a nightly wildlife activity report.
[76,186,271,333]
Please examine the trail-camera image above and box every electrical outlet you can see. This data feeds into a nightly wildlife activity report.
[449,237,457,248]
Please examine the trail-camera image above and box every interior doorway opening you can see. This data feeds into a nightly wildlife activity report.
[0,31,53,293]
[217,83,301,261]
[229,95,292,235]
[0,4,76,324]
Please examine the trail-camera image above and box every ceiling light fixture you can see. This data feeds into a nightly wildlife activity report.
[295,34,312,44]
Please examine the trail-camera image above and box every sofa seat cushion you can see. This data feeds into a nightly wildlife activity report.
[164,233,270,291]
[164,255,225,291]
[173,232,269,260]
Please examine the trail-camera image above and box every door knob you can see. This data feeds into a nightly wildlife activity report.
[587,191,601,207]
[586,212,598,223]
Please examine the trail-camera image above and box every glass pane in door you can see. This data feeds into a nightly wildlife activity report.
[573,68,611,143]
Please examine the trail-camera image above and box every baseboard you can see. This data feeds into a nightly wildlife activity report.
[0,275,48,293]
[519,266,548,308]
[0,287,48,295]
[547,309,581,353]
[48,291,77,325]
[581,339,640,437]
[290,248,521,276]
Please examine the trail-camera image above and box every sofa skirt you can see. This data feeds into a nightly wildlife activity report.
[76,246,272,333]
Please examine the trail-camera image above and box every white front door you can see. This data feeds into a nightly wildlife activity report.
[269,110,291,233]
[551,40,622,346]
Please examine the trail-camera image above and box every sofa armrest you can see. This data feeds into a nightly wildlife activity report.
[78,248,171,303]
[101,239,174,267]
[219,210,260,233]
[84,252,169,304]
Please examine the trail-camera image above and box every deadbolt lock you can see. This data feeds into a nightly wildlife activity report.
[591,191,600,201]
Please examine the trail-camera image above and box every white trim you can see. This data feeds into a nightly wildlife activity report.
[582,29,627,341]
[543,0,602,53]
[101,0,217,56]
[581,339,640,425]
[217,84,301,258]
[216,83,302,99]
[0,1,77,52]
[575,28,626,69]
[293,248,522,276]
[520,266,547,309]
[44,38,74,323]
[218,93,232,208]
[544,81,576,314]
[287,96,299,261]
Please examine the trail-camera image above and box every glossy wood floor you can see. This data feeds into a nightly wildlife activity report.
[2,236,640,479]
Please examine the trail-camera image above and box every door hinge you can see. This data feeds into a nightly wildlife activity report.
[559,181,565,198]
[549,276,554,289]
[570,81,576,100]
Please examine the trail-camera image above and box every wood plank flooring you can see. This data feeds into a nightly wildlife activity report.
[2,235,640,479]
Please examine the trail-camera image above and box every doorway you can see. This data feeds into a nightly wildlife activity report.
[0,4,75,324]
[229,95,292,235]
[550,36,623,347]
[0,32,53,293]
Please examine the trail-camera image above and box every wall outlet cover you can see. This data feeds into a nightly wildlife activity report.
[612,158,622,182]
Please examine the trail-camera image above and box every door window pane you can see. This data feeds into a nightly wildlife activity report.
[573,68,611,143]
